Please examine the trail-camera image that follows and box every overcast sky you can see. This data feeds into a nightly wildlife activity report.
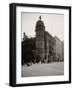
[21,12,64,41]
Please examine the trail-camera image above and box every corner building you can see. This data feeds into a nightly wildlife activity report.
[35,16,56,62]
[35,16,45,59]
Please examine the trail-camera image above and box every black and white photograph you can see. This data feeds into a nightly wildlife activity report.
[21,13,64,77]
[10,3,71,86]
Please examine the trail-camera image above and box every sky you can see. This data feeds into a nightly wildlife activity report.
[21,12,64,41]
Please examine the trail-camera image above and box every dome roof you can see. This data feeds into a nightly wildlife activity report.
[36,20,44,26]
[36,16,44,26]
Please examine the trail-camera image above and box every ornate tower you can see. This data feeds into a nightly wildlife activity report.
[35,16,45,60]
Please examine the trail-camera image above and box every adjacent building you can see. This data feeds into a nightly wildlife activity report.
[55,36,64,61]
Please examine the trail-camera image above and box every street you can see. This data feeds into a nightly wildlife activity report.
[21,62,64,77]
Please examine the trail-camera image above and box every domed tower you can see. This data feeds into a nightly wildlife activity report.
[35,16,45,60]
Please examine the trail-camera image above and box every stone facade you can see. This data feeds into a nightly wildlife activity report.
[35,16,45,59]
[35,16,56,62]
[55,36,64,61]
[45,31,56,62]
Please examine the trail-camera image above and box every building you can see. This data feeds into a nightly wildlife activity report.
[22,36,36,64]
[55,36,64,61]
[35,16,56,63]
[22,16,64,64]
[35,16,45,60]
